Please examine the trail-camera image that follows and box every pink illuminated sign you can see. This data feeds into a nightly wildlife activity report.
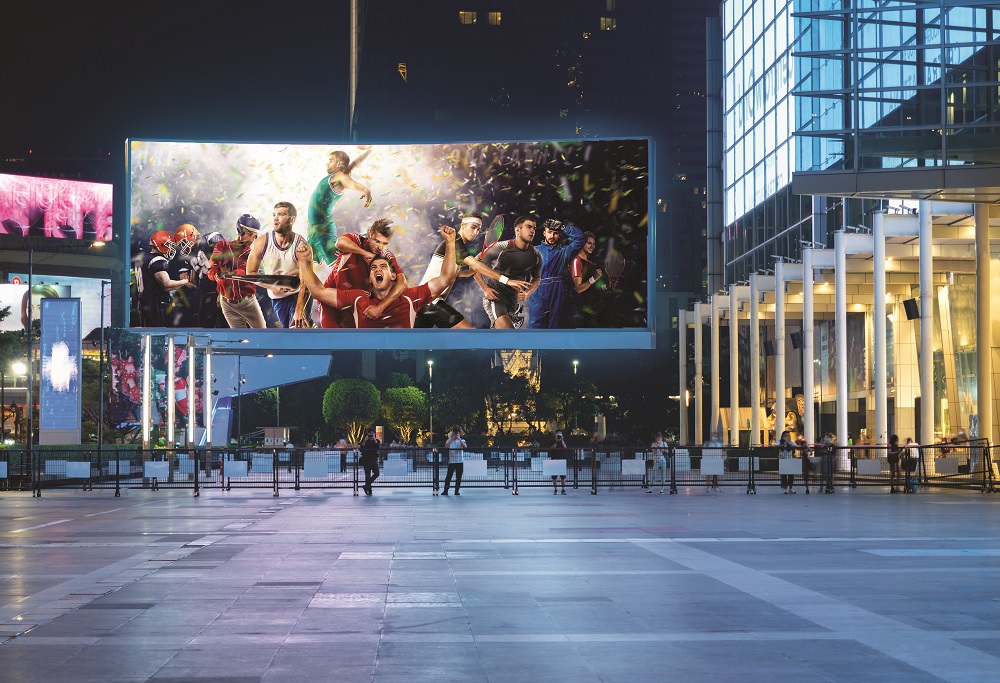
[0,173,112,241]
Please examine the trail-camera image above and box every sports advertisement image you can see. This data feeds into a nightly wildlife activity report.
[128,139,650,344]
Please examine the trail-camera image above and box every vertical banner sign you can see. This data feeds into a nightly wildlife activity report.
[40,298,82,445]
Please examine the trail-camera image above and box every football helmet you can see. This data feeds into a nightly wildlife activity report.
[174,223,200,256]
[149,230,177,258]
[236,213,261,237]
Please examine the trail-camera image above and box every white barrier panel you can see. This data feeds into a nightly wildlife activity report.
[144,462,169,479]
[542,459,566,477]
[66,462,91,478]
[856,459,883,476]
[303,455,328,478]
[934,458,958,474]
[251,453,272,471]
[107,460,131,476]
[0,462,7,478]
[464,460,488,477]
[778,459,801,475]
[621,459,645,475]
[178,457,195,475]
[224,460,249,477]
[383,460,408,477]
[45,460,67,475]
[674,449,691,472]
[462,452,484,462]
[700,457,725,476]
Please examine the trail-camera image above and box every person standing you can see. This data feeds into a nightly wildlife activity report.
[360,429,381,496]
[778,430,796,493]
[647,431,669,493]
[246,201,310,328]
[550,430,570,495]
[208,213,267,328]
[887,433,903,493]
[702,433,724,491]
[529,219,586,328]
[137,230,195,326]
[442,427,467,496]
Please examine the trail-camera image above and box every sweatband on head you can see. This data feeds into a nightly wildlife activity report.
[461,217,483,228]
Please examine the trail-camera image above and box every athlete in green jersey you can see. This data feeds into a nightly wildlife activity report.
[307,147,374,265]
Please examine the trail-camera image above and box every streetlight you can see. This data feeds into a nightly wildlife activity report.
[97,280,110,469]
[427,359,434,444]
[572,360,579,431]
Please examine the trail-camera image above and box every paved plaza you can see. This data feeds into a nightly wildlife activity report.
[2,484,1000,682]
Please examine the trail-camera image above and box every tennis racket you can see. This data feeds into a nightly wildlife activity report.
[603,245,625,291]
[230,273,301,289]
[482,214,505,252]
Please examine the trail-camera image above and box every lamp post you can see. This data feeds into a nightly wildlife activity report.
[572,359,579,431]
[97,280,110,470]
[427,359,434,444]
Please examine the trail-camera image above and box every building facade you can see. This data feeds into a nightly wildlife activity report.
[684,0,1000,454]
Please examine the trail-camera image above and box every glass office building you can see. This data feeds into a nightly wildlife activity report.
[684,1,1000,451]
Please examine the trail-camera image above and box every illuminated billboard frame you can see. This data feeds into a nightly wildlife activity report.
[127,138,653,350]
[0,173,113,241]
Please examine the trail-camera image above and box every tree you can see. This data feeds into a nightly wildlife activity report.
[323,378,381,444]
[382,386,426,444]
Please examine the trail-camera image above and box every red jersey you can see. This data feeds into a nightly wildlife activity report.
[335,284,433,328]
[208,239,257,301]
[321,232,402,328]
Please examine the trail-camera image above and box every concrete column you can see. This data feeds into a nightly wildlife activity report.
[919,201,934,446]
[729,286,740,446]
[694,303,704,444]
[141,334,151,450]
[750,274,761,446]
[187,335,196,448]
[679,310,688,445]
[167,336,176,449]
[802,248,815,444]
[874,212,887,445]
[976,203,992,442]
[711,295,720,438]
[774,260,786,430]
[835,231,848,446]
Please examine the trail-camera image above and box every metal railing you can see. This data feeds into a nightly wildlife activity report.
[0,440,995,495]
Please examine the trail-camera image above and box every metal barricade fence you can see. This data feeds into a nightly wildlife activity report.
[3,441,997,495]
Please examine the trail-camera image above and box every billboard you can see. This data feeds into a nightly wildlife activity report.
[39,298,82,444]
[127,139,651,349]
[0,173,112,240]
[0,277,111,338]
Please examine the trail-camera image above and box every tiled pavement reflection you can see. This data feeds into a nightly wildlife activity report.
[2,486,1000,681]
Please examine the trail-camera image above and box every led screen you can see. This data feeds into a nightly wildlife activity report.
[0,173,112,240]
[0,277,111,338]
[39,298,82,442]
[128,139,650,346]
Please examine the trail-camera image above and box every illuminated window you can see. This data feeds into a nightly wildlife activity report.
[600,17,616,30]
[488,11,501,26]
[459,11,477,25]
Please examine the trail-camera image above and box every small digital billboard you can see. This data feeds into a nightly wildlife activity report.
[0,277,111,338]
[39,298,82,444]
[127,139,651,349]
[0,173,112,240]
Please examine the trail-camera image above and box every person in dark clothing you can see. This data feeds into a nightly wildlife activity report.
[360,430,381,495]
[887,433,903,493]
[550,430,570,495]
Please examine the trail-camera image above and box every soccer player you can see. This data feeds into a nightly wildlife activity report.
[414,212,530,328]
[319,218,406,328]
[246,202,310,328]
[529,218,586,329]
[476,215,542,329]
[300,225,460,328]
[307,147,374,266]
[207,213,267,329]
